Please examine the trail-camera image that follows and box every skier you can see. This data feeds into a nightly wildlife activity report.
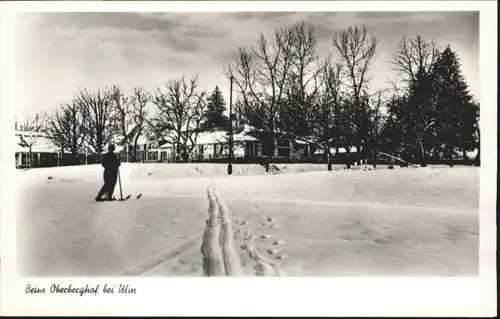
[95,144,121,202]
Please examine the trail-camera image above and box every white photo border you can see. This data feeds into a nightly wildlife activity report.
[0,1,497,317]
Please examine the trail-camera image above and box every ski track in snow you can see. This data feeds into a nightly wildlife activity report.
[18,165,478,277]
[200,181,225,276]
[200,181,244,276]
[202,183,285,277]
[213,186,244,276]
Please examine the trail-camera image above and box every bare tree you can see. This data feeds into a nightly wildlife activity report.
[46,101,87,164]
[309,60,345,170]
[16,113,48,168]
[75,87,115,154]
[391,35,440,85]
[282,21,323,138]
[369,89,386,168]
[332,25,379,166]
[109,86,151,162]
[129,87,150,162]
[150,76,207,162]
[321,60,362,169]
[226,26,295,168]
[110,85,133,161]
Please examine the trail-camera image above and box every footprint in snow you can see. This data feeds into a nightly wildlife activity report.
[272,240,287,246]
[267,248,279,256]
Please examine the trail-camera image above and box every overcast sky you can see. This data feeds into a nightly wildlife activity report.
[15,11,479,120]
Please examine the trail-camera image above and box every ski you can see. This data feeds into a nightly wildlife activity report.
[94,193,142,203]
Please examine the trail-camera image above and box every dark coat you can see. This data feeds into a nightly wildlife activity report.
[102,151,121,181]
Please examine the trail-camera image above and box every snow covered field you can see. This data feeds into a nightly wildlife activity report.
[16,163,479,277]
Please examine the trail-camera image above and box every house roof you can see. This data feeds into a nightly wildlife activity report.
[295,136,316,145]
[156,125,259,148]
[100,145,125,155]
[190,130,228,145]
[185,129,258,146]
[135,135,150,145]
[233,133,259,142]
[15,130,47,137]
[15,131,65,154]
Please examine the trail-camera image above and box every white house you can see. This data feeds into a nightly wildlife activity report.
[14,130,67,168]
[188,125,260,161]
[134,125,261,163]
[102,134,160,162]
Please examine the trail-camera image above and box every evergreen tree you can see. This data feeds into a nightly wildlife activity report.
[233,99,246,125]
[384,44,478,166]
[386,35,442,165]
[433,46,478,163]
[202,86,229,131]
[473,101,480,164]
[381,95,407,156]
[406,68,439,164]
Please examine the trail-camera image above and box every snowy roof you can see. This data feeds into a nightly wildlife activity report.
[15,131,63,154]
[295,136,316,145]
[191,130,228,145]
[233,133,259,142]
[15,130,47,137]
[156,125,259,148]
[100,146,125,155]
[135,135,149,145]
[185,130,258,146]
[108,134,150,146]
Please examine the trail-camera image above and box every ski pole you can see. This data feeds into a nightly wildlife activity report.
[118,168,124,201]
